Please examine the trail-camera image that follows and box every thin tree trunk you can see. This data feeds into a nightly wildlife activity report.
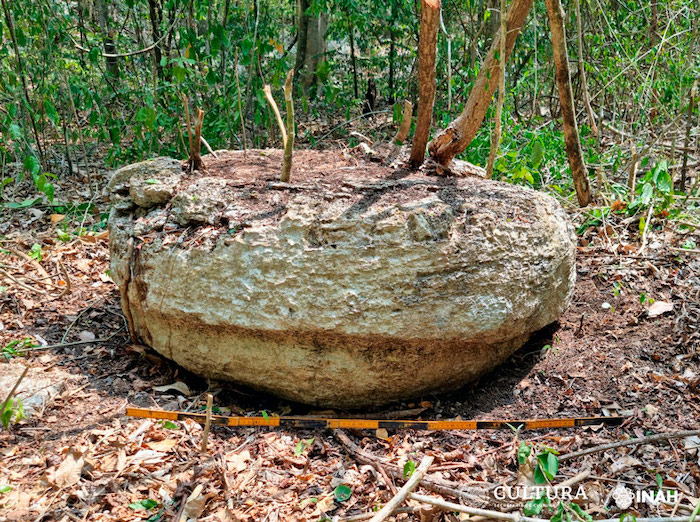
[348,11,359,99]
[485,0,507,179]
[409,0,440,167]
[95,0,119,78]
[545,0,591,206]
[428,0,533,167]
[294,0,310,74]
[574,0,597,135]
[0,0,45,167]
[147,0,164,80]
[388,1,396,103]
[679,80,697,192]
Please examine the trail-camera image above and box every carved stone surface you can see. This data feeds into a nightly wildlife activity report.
[108,150,576,407]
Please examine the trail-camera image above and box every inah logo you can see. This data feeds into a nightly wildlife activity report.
[612,485,678,508]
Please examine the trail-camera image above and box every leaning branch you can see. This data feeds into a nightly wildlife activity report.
[263,84,288,147]
[428,0,534,167]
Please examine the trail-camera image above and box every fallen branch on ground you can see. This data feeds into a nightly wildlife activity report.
[333,429,489,503]
[559,429,700,461]
[369,455,433,522]
[409,493,698,522]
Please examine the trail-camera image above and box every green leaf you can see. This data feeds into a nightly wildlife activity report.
[517,442,531,465]
[656,472,663,489]
[29,243,42,262]
[534,450,559,484]
[620,513,637,522]
[523,492,549,516]
[530,139,544,169]
[656,170,672,193]
[403,460,416,479]
[0,485,12,494]
[333,484,352,502]
[23,155,40,177]
[294,440,305,457]
[261,410,269,421]
[550,502,565,522]
[569,503,593,522]
[129,499,159,510]
[144,179,160,185]
[162,420,179,430]
[639,182,654,206]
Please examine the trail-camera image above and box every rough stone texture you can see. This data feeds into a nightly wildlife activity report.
[108,150,577,408]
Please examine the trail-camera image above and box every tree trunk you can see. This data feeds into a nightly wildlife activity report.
[295,0,327,92]
[301,12,328,91]
[574,0,597,136]
[147,0,163,80]
[428,0,533,167]
[294,0,310,74]
[545,0,591,207]
[0,0,45,167]
[409,0,440,167]
[348,11,358,99]
[388,1,396,103]
[95,0,119,78]
[485,0,506,179]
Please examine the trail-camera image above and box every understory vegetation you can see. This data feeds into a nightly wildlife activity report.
[0,0,697,219]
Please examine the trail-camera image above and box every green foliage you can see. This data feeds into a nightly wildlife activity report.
[161,420,179,430]
[403,459,416,478]
[294,437,315,456]
[128,499,159,510]
[28,243,42,261]
[550,501,594,522]
[533,448,559,484]
[333,484,352,502]
[0,0,694,210]
[517,441,532,465]
[2,338,35,360]
[1,397,25,430]
[524,491,549,516]
[0,485,12,494]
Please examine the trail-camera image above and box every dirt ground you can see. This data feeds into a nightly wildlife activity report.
[0,152,698,521]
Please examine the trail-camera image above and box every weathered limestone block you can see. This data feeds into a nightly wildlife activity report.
[108,150,576,407]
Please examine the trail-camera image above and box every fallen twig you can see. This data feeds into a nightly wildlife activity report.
[410,494,699,522]
[15,333,121,354]
[369,455,434,522]
[333,430,489,503]
[0,267,47,295]
[338,506,426,521]
[559,429,700,461]
[1,365,29,415]
[9,248,52,290]
[200,136,218,158]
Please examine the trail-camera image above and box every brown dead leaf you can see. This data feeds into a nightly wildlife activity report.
[54,448,85,487]
[611,199,626,212]
[314,494,334,516]
[146,439,178,452]
[153,381,191,395]
[375,428,390,440]
[50,214,66,225]
[226,449,251,474]
[648,301,673,317]
[181,484,206,520]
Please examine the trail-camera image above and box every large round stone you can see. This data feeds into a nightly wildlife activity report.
[108,150,576,407]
